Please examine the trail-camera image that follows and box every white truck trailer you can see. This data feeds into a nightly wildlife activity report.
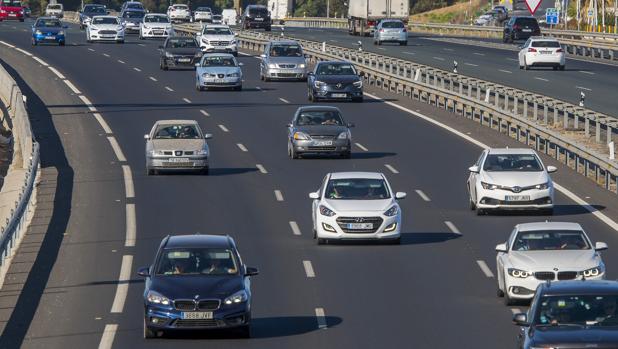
[348,0,409,36]
[268,0,292,21]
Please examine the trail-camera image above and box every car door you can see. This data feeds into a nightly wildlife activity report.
[519,39,530,65]
[260,43,270,76]
[468,150,486,202]
[312,175,329,229]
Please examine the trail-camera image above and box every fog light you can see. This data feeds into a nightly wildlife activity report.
[512,287,520,294]
[322,223,336,232]
[384,223,397,232]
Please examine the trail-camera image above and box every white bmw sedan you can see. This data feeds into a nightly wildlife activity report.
[467,148,556,215]
[496,222,607,305]
[518,37,565,71]
[309,172,406,245]
[86,16,125,43]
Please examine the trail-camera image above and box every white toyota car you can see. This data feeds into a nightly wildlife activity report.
[309,172,406,245]
[496,222,607,305]
[518,37,565,71]
[86,16,125,43]
[467,148,556,215]
[139,14,173,39]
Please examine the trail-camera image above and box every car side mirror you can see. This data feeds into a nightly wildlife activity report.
[347,122,355,128]
[358,71,365,77]
[395,192,407,199]
[137,266,150,277]
[546,166,557,173]
[204,133,213,139]
[238,62,244,66]
[512,313,529,327]
[309,192,320,199]
[260,54,266,58]
[286,123,292,127]
[468,165,480,173]
[595,242,608,251]
[144,134,150,139]
[495,243,508,253]
[245,266,259,276]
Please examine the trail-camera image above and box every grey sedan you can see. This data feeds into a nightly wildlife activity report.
[373,19,407,46]
[145,120,212,175]
[195,53,243,91]
[260,40,307,81]
[287,106,353,159]
[307,61,363,102]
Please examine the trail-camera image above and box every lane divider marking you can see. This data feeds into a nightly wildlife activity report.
[445,221,461,235]
[149,76,157,81]
[164,86,174,92]
[315,308,327,329]
[48,66,66,79]
[256,164,268,174]
[473,52,485,56]
[274,190,284,201]
[122,165,134,199]
[183,97,191,103]
[303,260,315,278]
[125,204,136,247]
[14,47,32,56]
[0,40,16,48]
[465,63,479,67]
[218,124,229,132]
[97,324,118,349]
[117,60,125,64]
[498,69,512,74]
[31,56,48,66]
[236,143,248,152]
[279,97,290,104]
[78,95,97,112]
[107,136,127,162]
[200,110,210,116]
[579,71,595,75]
[133,67,141,72]
[355,143,368,151]
[576,86,592,91]
[103,53,110,57]
[432,56,445,61]
[110,255,132,313]
[534,77,549,82]
[476,260,494,278]
[415,189,431,202]
[88,48,95,52]
[289,221,301,235]
[384,164,399,174]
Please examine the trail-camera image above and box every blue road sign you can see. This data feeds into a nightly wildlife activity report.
[546,8,559,25]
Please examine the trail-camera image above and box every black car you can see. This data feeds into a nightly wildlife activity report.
[159,36,202,70]
[138,234,259,338]
[307,61,364,102]
[79,4,106,29]
[120,9,145,33]
[503,16,541,43]
[514,280,618,349]
[241,4,271,31]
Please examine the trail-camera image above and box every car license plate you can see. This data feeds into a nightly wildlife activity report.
[540,51,552,54]
[178,58,191,62]
[255,18,263,21]
[168,157,189,163]
[314,141,333,146]
[505,195,530,201]
[45,36,56,39]
[331,93,347,98]
[522,28,532,32]
[214,79,226,83]
[347,223,373,230]
[181,311,213,320]
[9,13,16,16]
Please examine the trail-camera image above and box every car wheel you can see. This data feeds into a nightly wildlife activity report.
[307,89,315,102]
[31,39,37,46]
[400,41,407,46]
[341,151,351,159]
[352,96,363,103]
[201,167,209,175]
[377,40,382,45]
[238,325,251,338]
[559,65,565,71]
[59,41,65,46]
[291,147,300,159]
[162,62,168,71]
[523,58,529,70]
[234,85,242,91]
[317,238,327,245]
[504,292,516,306]
[497,287,505,298]
[476,207,485,216]
[144,319,155,339]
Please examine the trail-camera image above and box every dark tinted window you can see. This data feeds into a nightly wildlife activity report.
[154,124,201,139]
[36,18,61,27]
[516,18,539,27]
[126,3,143,9]
[2,0,22,6]
[87,7,106,14]
[270,44,302,57]
[316,63,357,75]
[296,110,343,126]
[248,6,268,16]
[325,178,390,200]
[123,11,144,18]
[482,154,543,172]
[382,21,404,28]
[531,41,560,48]
[535,295,618,326]
[156,248,239,276]
[165,38,197,48]
[512,230,590,251]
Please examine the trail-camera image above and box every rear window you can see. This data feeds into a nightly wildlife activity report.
[173,4,187,9]
[382,21,404,28]
[123,11,144,18]
[516,18,539,27]
[48,4,62,9]
[531,41,560,48]
[248,7,268,16]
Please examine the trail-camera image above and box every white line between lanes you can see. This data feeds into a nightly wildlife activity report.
[432,56,445,61]
[443,48,454,51]
[236,143,248,152]
[476,260,494,278]
[415,189,431,202]
[445,221,461,235]
[149,76,157,81]
[274,190,284,201]
[256,164,268,174]
[473,52,485,56]
[133,67,141,72]
[78,95,97,112]
[355,143,368,151]
[88,48,95,52]
[110,255,132,313]
[32,56,48,66]
[107,136,127,162]
[554,183,618,231]
[122,165,134,198]
[218,124,229,132]
[103,53,110,57]
[384,164,399,174]
[125,204,136,247]
[315,308,327,329]
[183,98,192,103]
[498,69,512,74]
[465,63,479,67]
[200,110,210,116]
[403,51,415,55]
[117,60,125,64]
[93,113,113,134]
[506,58,518,62]
[63,80,81,94]
[165,86,174,92]
[534,77,549,82]
[279,97,290,104]
[303,260,315,278]
[48,66,66,79]
[98,324,118,349]
[289,221,301,235]
[576,86,592,91]
[579,71,595,75]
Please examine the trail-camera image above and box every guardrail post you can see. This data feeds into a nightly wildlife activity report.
[533,101,538,121]
[608,126,614,144]
[573,112,579,129]
[543,105,548,124]
[585,117,590,137]
[504,94,509,112]
[495,92,500,108]
[563,110,569,129]
[610,50,615,61]
[596,122,601,143]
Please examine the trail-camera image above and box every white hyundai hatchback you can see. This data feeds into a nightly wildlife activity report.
[467,148,556,215]
[309,172,406,245]
[496,222,607,305]
[518,37,565,71]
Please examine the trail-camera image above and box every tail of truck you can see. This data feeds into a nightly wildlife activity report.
[348,0,409,36]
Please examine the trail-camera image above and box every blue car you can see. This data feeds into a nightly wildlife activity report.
[137,234,259,338]
[32,17,66,46]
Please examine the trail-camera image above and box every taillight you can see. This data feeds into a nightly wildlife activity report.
[512,24,520,30]
[556,48,563,53]
[379,28,383,32]
[402,28,406,32]
[528,48,537,52]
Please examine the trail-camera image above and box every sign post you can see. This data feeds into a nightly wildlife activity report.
[525,0,543,15]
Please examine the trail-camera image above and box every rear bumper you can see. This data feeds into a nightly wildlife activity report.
[33,34,65,43]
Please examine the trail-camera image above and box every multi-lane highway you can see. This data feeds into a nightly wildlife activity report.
[0,19,618,349]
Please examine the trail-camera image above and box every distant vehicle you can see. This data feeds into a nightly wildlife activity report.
[474,11,497,26]
[144,120,212,175]
[121,1,144,12]
[309,172,406,244]
[307,61,364,102]
[79,4,106,29]
[140,13,173,39]
[513,280,618,348]
[45,3,64,18]
[196,25,237,56]
[241,4,271,31]
[503,16,541,43]
[193,6,212,22]
[373,19,407,46]
[518,37,565,71]
[159,36,202,70]
[120,9,145,33]
[195,53,243,91]
[0,0,25,22]
[222,8,237,25]
[138,234,258,338]
[31,17,66,46]
[348,0,409,36]
[86,16,125,43]
[268,0,292,22]
[287,106,353,159]
[167,3,190,23]
[212,14,222,24]
[496,222,607,305]
[467,148,556,215]
[22,5,30,17]
[260,40,307,81]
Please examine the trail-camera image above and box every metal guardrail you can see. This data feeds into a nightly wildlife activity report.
[175,23,617,194]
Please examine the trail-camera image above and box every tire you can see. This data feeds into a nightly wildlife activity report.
[307,89,315,102]
[476,207,485,216]
[523,58,529,70]
[146,168,154,176]
[377,40,382,45]
[196,81,203,91]
[201,167,209,175]
[317,238,327,245]
[59,41,65,46]
[31,39,37,46]
[352,96,363,103]
[497,288,505,298]
[238,325,251,338]
[265,26,271,31]
[559,65,565,71]
[144,319,155,339]
[290,146,300,159]
[400,41,407,46]
[80,24,84,30]
[341,151,351,159]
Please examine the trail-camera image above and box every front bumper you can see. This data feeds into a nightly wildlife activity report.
[142,28,173,38]
[164,56,201,68]
[33,33,65,43]
[145,303,250,330]
[505,272,605,300]
[245,20,270,28]
[198,76,241,88]
[90,32,125,41]
[476,187,553,210]
[200,43,238,54]
[194,14,212,22]
[1,13,24,20]
[147,156,208,171]
[316,213,400,240]
[311,85,363,100]
[265,67,306,80]
[124,23,141,32]
[293,139,349,155]
[169,15,190,22]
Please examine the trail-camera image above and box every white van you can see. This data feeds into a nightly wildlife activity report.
[222,8,237,26]
[45,3,64,18]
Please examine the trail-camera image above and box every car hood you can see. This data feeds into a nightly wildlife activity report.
[531,326,618,347]
[480,171,548,187]
[508,250,599,270]
[297,125,348,136]
[315,75,360,83]
[202,34,235,41]
[324,199,393,213]
[197,66,240,75]
[90,24,122,30]
[143,22,172,28]
[165,47,200,56]
[123,17,143,24]
[3,5,22,10]
[151,275,243,299]
[269,56,306,65]
[151,139,205,151]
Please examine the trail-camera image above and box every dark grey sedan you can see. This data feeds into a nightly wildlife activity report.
[159,36,202,70]
[307,61,364,102]
[287,106,353,159]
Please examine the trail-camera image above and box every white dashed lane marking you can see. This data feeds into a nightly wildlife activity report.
[88,48,95,52]
[165,86,174,92]
[384,164,399,174]
[200,110,210,116]
[107,136,127,162]
[498,69,512,74]
[93,113,112,134]
[576,86,592,91]
[476,260,494,278]
[236,143,248,152]
[256,164,268,174]
[473,52,485,56]
[218,124,229,132]
[415,190,430,202]
[465,63,479,67]
[183,98,191,103]
[98,324,118,349]
[444,221,461,235]
[110,255,132,313]
[117,60,125,64]
[289,221,301,235]
[303,260,315,278]
[274,190,284,201]
[103,53,110,57]
[355,143,368,151]
[63,80,81,94]
[279,97,290,104]
[48,66,66,79]
[315,308,327,329]
[534,77,549,82]
[133,67,141,72]
[579,71,595,75]
[432,56,445,61]
[149,76,157,81]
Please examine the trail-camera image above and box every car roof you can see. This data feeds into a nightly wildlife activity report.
[539,280,618,296]
[329,172,384,180]
[205,24,229,28]
[155,119,199,125]
[164,234,234,249]
[270,40,299,45]
[203,53,235,58]
[515,221,584,232]
[296,105,341,113]
[486,147,536,155]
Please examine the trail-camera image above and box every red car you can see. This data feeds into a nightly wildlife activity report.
[0,0,25,22]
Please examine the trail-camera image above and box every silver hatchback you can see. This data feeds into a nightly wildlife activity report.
[260,40,307,81]
[287,106,353,159]
[374,19,407,46]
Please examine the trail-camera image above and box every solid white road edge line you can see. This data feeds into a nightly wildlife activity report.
[98,324,118,349]
[63,80,81,94]
[274,190,284,201]
[364,92,618,233]
[384,164,399,174]
[355,143,368,151]
[110,255,133,313]
[415,189,431,202]
[289,221,301,235]
[315,308,327,329]
[303,260,315,278]
[445,221,462,235]
[125,204,136,247]
[107,136,127,162]
[122,165,134,199]
[476,260,494,278]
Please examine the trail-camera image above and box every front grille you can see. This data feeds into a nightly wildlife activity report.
[163,151,173,155]
[198,300,220,311]
[328,83,350,89]
[534,271,555,280]
[161,162,194,168]
[217,74,225,78]
[99,30,117,35]
[336,217,383,234]
[174,319,218,328]
[210,41,230,46]
[184,151,194,155]
[310,135,335,140]
[278,64,296,69]
[307,146,337,151]
[557,271,578,280]
[275,73,300,77]
[174,300,196,311]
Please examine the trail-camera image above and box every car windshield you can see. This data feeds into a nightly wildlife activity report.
[126,3,143,9]
[92,17,118,24]
[145,15,168,23]
[325,178,390,200]
[213,15,221,19]
[535,295,618,327]
[532,41,561,48]
[123,11,143,18]
[36,19,61,27]
[86,7,106,14]
[2,0,22,6]
[203,27,232,35]
[296,110,343,126]
[156,248,239,276]
[153,124,201,139]
[270,44,302,57]
[381,21,404,28]
[483,154,543,172]
[48,4,61,9]
[512,230,590,251]
[201,56,236,67]
[166,38,197,48]
[316,63,357,76]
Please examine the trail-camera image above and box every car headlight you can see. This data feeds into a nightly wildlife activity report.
[337,131,349,140]
[353,80,363,88]
[35,30,42,35]
[202,73,216,78]
[535,182,549,190]
[165,52,174,58]
[149,150,164,156]
[293,131,310,140]
[508,268,531,278]
[58,30,65,35]
[146,290,171,305]
[227,72,240,77]
[196,149,208,156]
[201,38,208,44]
[481,181,499,190]
[384,205,399,217]
[581,267,601,278]
[315,80,326,88]
[268,63,277,69]
[319,205,336,217]
[299,63,306,69]
[230,39,236,44]
[224,290,248,305]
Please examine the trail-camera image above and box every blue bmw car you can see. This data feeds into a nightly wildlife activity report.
[32,17,67,46]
